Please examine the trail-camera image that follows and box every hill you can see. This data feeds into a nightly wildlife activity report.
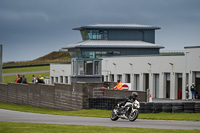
[3,51,71,68]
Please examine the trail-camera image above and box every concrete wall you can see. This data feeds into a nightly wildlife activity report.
[0,83,91,110]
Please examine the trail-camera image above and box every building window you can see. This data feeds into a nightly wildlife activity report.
[106,75,108,81]
[94,61,101,75]
[113,51,120,55]
[110,74,114,82]
[60,76,63,83]
[117,74,122,82]
[51,77,54,84]
[134,74,140,90]
[65,76,68,83]
[125,74,131,83]
[80,30,89,40]
[87,30,108,40]
[84,61,93,75]
[55,77,58,83]
[77,61,84,75]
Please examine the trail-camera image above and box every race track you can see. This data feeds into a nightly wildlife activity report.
[0,109,200,130]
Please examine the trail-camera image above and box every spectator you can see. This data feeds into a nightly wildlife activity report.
[18,75,22,83]
[32,75,36,83]
[35,77,38,84]
[190,83,196,101]
[15,74,19,83]
[113,80,122,90]
[38,75,44,83]
[22,75,27,84]
[186,84,189,100]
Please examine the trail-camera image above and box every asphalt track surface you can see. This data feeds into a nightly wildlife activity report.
[0,109,200,130]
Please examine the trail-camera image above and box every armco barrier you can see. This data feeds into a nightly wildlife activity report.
[89,98,200,113]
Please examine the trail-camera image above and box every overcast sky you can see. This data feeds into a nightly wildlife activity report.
[1,0,200,62]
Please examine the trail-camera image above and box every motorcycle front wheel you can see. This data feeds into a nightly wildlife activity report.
[110,110,119,121]
[128,110,139,122]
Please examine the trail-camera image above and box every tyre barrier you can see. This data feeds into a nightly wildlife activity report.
[89,98,200,113]
[172,103,184,113]
[195,103,200,113]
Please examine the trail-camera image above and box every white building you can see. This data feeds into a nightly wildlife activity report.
[50,46,200,100]
[50,24,200,100]
[101,46,200,100]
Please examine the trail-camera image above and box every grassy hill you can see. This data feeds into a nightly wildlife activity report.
[3,51,71,68]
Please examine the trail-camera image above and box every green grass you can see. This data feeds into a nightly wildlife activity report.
[0,102,200,121]
[2,72,50,83]
[3,51,71,67]
[3,66,50,74]
[1,122,199,133]
[139,112,200,121]
[0,102,110,118]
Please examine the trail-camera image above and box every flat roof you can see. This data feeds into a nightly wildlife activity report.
[73,24,161,30]
[184,46,200,49]
[63,40,164,49]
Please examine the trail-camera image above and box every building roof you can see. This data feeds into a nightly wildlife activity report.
[63,40,164,49]
[73,24,161,30]
[184,46,200,49]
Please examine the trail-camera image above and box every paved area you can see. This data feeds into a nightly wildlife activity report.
[0,109,200,130]
[3,70,50,76]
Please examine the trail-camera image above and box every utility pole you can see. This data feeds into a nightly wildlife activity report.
[0,44,2,83]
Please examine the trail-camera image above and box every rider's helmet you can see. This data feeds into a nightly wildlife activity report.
[131,92,138,99]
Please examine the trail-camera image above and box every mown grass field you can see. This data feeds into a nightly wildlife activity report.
[1,102,200,121]
[2,72,50,83]
[0,122,199,133]
[3,66,50,74]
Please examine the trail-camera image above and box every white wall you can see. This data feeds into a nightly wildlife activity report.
[50,63,71,84]
[101,47,200,100]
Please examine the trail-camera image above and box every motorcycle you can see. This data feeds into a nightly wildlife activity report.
[110,99,140,122]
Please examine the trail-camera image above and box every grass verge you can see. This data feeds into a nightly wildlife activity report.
[0,102,200,121]
[2,72,50,83]
[3,66,50,74]
[0,122,200,133]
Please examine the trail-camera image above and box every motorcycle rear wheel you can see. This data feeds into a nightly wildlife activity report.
[128,110,139,122]
[110,111,119,121]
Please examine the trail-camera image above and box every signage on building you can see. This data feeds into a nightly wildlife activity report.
[122,83,131,90]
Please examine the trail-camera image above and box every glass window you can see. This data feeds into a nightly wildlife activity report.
[113,51,120,55]
[94,61,100,75]
[72,60,76,76]
[134,74,140,90]
[87,30,108,40]
[55,77,58,83]
[84,61,93,75]
[89,51,95,58]
[65,76,68,83]
[102,51,107,55]
[92,32,97,39]
[51,77,54,84]
[88,30,92,39]
[77,61,84,75]
[80,30,89,40]
[117,74,122,81]
[60,76,63,83]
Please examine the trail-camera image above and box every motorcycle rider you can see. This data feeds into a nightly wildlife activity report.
[117,92,138,116]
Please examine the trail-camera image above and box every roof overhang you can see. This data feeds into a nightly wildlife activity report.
[73,24,161,30]
[63,40,164,49]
